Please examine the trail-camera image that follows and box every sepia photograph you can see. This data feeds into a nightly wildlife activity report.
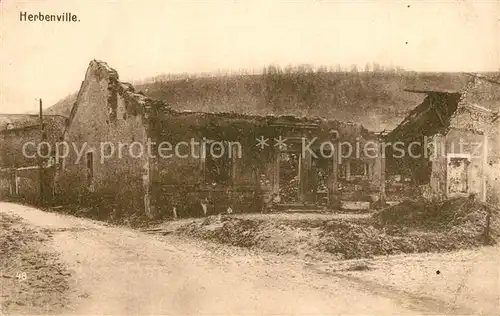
[1,0,499,315]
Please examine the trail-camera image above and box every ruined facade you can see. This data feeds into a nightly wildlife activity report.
[0,114,67,201]
[54,60,386,218]
[54,61,151,216]
[385,75,500,204]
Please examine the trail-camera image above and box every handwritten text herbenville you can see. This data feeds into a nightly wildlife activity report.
[20,12,80,22]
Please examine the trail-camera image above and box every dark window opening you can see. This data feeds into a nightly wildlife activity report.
[103,144,113,156]
[414,160,432,185]
[339,163,347,179]
[279,152,300,203]
[204,142,233,185]
[351,159,367,176]
[448,157,470,194]
[310,151,332,195]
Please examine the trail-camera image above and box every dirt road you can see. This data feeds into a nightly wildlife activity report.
[0,202,485,315]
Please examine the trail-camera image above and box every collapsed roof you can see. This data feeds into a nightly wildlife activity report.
[75,60,379,143]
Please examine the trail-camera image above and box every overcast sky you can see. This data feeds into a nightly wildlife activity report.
[1,0,499,114]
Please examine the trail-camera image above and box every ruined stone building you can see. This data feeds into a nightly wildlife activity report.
[0,114,67,201]
[385,74,500,204]
[54,60,386,218]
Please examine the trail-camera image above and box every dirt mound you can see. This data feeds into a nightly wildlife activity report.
[177,215,326,258]
[372,197,499,239]
[317,220,488,259]
[179,216,262,248]
[173,198,499,261]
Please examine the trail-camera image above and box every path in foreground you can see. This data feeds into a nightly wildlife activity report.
[0,202,481,315]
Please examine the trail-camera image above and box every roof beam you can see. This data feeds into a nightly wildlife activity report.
[430,97,446,127]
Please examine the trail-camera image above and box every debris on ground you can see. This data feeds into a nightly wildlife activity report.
[372,197,498,231]
[173,197,499,260]
[372,197,500,245]
[0,213,70,315]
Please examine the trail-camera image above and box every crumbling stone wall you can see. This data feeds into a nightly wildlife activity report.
[425,75,499,203]
[486,119,500,204]
[147,114,269,217]
[55,60,149,217]
[0,128,41,167]
[0,116,66,168]
[54,59,388,219]
[457,75,500,204]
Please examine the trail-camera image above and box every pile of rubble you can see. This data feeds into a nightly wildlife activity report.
[173,197,499,260]
[373,197,499,241]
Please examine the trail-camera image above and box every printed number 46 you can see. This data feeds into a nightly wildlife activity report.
[16,272,27,281]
